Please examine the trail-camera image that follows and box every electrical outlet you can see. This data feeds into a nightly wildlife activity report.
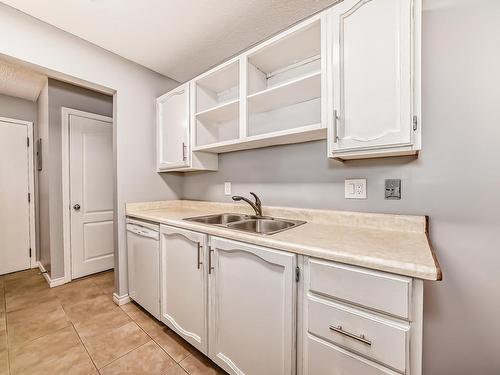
[224,182,232,196]
[345,179,367,199]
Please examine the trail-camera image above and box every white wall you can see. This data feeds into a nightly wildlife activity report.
[182,0,500,373]
[0,3,181,295]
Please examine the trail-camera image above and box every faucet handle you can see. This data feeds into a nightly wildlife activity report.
[250,192,261,207]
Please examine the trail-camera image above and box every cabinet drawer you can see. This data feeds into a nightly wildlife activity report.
[308,296,409,373]
[306,334,398,375]
[308,259,411,319]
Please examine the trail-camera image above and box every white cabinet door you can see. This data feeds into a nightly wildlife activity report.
[329,0,419,158]
[157,83,190,170]
[208,237,296,375]
[160,225,208,353]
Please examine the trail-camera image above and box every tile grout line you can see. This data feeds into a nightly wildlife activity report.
[2,280,12,375]
[119,304,182,367]
[3,271,50,375]
[69,322,101,374]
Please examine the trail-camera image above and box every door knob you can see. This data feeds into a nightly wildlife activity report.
[73,204,81,211]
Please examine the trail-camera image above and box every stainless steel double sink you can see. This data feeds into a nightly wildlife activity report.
[183,213,306,235]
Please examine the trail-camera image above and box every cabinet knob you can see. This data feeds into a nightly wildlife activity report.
[73,204,81,211]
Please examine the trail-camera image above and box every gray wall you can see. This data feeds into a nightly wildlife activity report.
[183,1,500,374]
[37,82,50,272]
[0,93,36,122]
[41,79,114,278]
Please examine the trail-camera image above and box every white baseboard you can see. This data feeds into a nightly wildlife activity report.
[37,262,67,288]
[113,293,131,306]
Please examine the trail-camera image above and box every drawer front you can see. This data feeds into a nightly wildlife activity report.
[306,334,398,375]
[308,296,409,373]
[308,258,411,319]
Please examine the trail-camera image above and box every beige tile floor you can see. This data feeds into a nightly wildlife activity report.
[0,269,225,375]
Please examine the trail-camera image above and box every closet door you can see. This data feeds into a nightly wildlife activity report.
[330,0,415,155]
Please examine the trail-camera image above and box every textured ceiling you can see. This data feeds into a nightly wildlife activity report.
[1,0,338,82]
[0,59,47,101]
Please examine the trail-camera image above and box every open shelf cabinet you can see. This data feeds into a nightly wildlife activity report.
[193,60,240,147]
[192,14,326,154]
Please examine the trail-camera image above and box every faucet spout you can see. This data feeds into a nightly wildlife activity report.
[232,192,263,217]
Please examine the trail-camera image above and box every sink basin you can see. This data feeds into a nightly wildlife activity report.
[183,213,305,235]
[227,219,297,235]
[184,213,252,225]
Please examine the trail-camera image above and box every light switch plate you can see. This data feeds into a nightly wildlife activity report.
[345,179,367,199]
[224,182,232,196]
[385,179,401,200]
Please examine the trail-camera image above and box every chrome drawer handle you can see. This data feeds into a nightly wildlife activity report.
[329,325,372,346]
[197,242,203,269]
[208,246,214,274]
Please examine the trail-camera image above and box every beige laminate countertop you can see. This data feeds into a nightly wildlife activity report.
[125,200,442,281]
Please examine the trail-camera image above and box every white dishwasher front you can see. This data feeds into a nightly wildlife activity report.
[126,218,160,319]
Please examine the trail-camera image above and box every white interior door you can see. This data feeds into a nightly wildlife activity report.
[0,120,32,275]
[69,113,114,279]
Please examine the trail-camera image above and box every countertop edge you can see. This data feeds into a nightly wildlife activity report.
[126,211,441,281]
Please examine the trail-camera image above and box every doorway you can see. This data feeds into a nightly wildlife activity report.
[62,108,114,281]
[0,117,36,275]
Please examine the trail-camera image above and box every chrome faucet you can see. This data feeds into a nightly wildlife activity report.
[232,192,263,217]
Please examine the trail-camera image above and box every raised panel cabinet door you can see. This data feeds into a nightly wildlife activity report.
[160,225,208,353]
[157,83,190,170]
[330,0,414,153]
[208,237,296,375]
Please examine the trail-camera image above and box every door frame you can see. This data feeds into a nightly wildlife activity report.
[61,107,113,283]
[0,116,36,271]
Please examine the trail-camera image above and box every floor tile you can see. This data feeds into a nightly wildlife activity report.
[154,328,193,363]
[0,348,8,375]
[180,352,225,375]
[54,278,103,307]
[2,269,40,282]
[82,321,150,369]
[0,291,4,313]
[130,309,166,338]
[162,364,189,375]
[100,340,176,375]
[9,326,82,374]
[64,294,117,324]
[0,313,6,352]
[73,305,131,339]
[120,301,142,316]
[90,271,114,289]
[7,300,69,348]
[18,344,96,375]
[5,286,58,313]
[3,272,45,293]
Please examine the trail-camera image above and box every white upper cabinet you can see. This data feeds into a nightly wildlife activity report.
[156,83,218,172]
[156,0,422,170]
[328,0,421,160]
[157,83,190,170]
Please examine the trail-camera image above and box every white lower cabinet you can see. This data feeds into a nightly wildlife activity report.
[300,257,423,375]
[158,227,424,375]
[160,225,208,353]
[208,237,296,375]
[305,335,399,375]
